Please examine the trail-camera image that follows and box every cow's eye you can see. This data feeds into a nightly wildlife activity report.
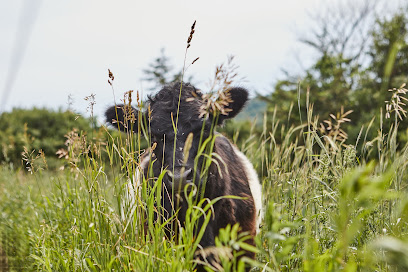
[152,134,164,142]
[151,135,159,142]
[191,123,206,133]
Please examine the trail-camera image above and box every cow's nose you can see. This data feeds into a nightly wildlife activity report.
[168,167,193,183]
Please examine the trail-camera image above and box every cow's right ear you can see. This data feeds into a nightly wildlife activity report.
[215,87,249,125]
[105,104,141,132]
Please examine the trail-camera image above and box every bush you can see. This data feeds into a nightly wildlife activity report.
[0,108,96,168]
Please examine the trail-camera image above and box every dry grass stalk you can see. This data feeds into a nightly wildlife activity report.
[84,93,96,117]
[67,94,74,112]
[319,106,353,145]
[191,57,199,65]
[187,20,196,49]
[124,90,137,125]
[109,90,138,130]
[56,129,89,170]
[385,83,408,120]
[182,21,199,75]
[108,69,115,86]
[198,56,242,118]
[22,147,48,174]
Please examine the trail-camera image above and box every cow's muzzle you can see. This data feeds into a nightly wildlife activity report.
[167,167,194,187]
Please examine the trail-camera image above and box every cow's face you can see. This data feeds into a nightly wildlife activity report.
[106,82,248,189]
[148,83,210,187]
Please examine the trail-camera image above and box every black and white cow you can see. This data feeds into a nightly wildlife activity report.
[105,82,262,268]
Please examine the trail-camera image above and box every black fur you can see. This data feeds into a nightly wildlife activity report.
[216,87,249,124]
[105,82,257,270]
[105,104,140,132]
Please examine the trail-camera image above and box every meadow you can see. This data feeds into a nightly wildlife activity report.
[2,15,408,271]
[1,80,408,272]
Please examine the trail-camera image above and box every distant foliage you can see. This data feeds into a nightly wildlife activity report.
[260,5,408,149]
[0,108,96,168]
[142,48,194,91]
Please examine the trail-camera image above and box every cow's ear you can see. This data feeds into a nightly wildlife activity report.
[216,87,249,124]
[105,104,142,132]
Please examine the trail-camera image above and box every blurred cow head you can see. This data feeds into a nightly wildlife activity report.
[105,82,248,188]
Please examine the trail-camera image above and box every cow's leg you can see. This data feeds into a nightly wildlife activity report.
[194,222,217,272]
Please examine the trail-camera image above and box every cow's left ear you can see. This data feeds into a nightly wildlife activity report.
[217,87,249,124]
[105,104,143,133]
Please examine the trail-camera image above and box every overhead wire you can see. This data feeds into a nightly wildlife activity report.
[0,0,42,112]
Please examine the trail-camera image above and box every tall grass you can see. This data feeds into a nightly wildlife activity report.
[1,22,408,270]
[1,86,408,271]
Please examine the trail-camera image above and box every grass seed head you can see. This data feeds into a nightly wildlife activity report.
[199,56,241,118]
[385,83,408,120]
[319,106,353,146]
[187,20,196,49]
[108,69,115,85]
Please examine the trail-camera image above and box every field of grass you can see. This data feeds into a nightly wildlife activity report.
[1,88,408,272]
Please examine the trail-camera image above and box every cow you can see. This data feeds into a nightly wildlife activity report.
[105,82,262,270]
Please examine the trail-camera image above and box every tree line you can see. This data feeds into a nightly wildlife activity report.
[262,1,408,145]
[1,1,408,167]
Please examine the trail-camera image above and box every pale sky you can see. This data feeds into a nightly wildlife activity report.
[0,0,402,121]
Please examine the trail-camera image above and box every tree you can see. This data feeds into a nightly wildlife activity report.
[351,10,408,142]
[261,1,408,146]
[300,0,378,73]
[262,0,378,120]
[369,12,408,93]
[142,48,193,91]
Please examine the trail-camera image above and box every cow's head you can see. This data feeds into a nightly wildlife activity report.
[105,82,248,188]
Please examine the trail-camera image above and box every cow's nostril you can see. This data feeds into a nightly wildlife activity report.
[182,168,192,179]
[167,171,174,179]
[169,167,193,182]
[186,168,194,180]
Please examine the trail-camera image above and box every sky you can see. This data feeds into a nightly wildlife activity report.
[0,0,403,122]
